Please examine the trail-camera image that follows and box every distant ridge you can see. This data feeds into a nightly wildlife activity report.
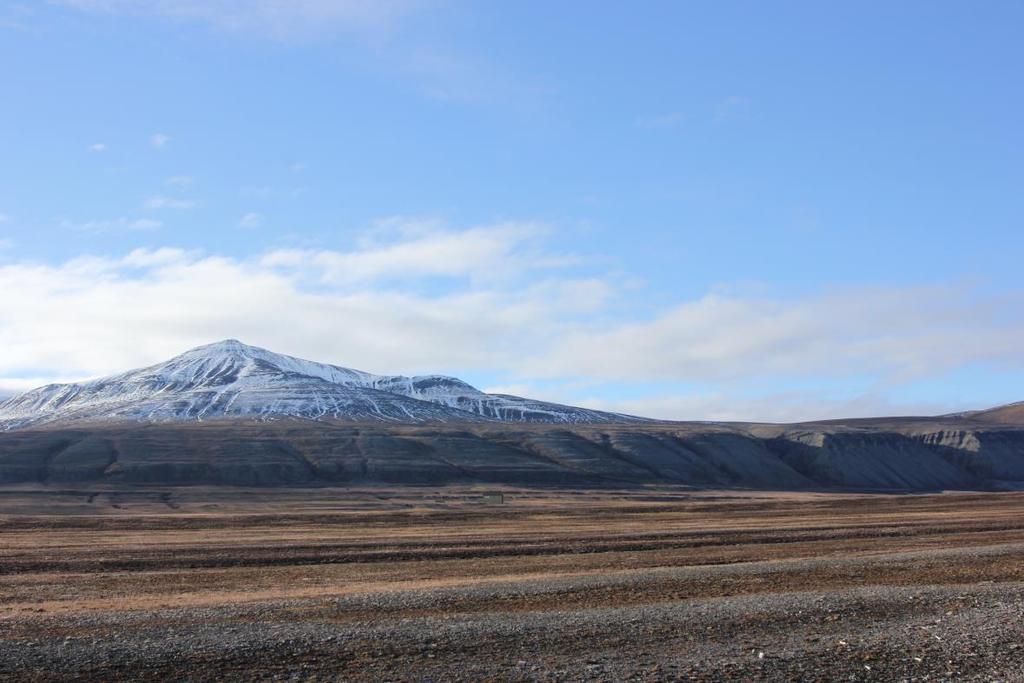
[960,401,1024,426]
[4,341,1024,490]
[0,340,648,429]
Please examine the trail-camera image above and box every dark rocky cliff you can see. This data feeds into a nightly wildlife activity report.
[3,418,1024,491]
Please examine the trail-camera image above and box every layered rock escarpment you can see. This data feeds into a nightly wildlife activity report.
[3,419,1024,491]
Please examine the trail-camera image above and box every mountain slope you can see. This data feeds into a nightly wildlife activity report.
[0,340,646,429]
[961,401,1024,425]
[2,419,1024,491]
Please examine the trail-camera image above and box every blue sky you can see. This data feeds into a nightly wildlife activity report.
[0,1,1022,420]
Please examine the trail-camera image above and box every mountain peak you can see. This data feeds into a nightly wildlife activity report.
[0,342,649,429]
[181,338,258,356]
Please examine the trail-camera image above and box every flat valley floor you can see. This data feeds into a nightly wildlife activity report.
[3,487,1024,681]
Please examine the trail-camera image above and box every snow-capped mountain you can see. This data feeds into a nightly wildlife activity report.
[0,340,647,429]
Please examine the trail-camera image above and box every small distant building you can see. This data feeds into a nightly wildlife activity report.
[481,492,505,505]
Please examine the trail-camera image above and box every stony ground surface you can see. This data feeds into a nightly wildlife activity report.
[3,487,1024,681]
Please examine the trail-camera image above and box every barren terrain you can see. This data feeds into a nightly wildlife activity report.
[3,486,1024,681]
[6,418,1024,491]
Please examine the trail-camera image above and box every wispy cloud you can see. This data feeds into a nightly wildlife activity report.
[406,46,552,107]
[58,1,539,108]
[166,175,193,187]
[62,217,163,233]
[0,376,92,399]
[150,133,171,149]
[480,383,535,397]
[238,212,263,229]
[577,392,960,424]
[121,246,197,267]
[635,112,683,130]
[89,143,107,152]
[239,186,274,199]
[261,220,576,285]
[529,286,1024,385]
[57,0,429,41]
[144,195,196,210]
[715,95,752,120]
[0,3,33,32]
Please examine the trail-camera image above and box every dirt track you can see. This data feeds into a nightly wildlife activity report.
[3,487,1024,681]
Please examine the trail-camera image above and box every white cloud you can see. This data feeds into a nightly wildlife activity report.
[0,376,89,398]
[58,1,536,108]
[2,221,1024,421]
[577,392,961,424]
[166,175,193,187]
[528,287,1024,384]
[58,0,427,41]
[0,258,590,384]
[238,212,263,229]
[480,383,534,397]
[0,222,595,383]
[121,247,195,268]
[150,133,171,149]
[89,143,107,152]
[261,221,576,285]
[144,195,196,210]
[62,217,163,233]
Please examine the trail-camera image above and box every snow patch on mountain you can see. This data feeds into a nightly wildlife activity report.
[0,340,648,429]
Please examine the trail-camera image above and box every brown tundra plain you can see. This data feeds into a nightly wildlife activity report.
[3,486,1024,681]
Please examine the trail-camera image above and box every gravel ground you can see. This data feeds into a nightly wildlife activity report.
[5,576,1024,681]
[3,489,1024,681]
